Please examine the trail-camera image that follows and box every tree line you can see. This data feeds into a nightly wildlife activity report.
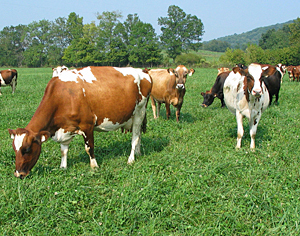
[0,5,204,68]
[219,18,300,66]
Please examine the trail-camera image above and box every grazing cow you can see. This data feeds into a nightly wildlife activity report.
[52,65,69,77]
[286,65,294,81]
[201,71,230,108]
[0,69,18,95]
[292,66,300,82]
[260,64,283,105]
[8,66,152,178]
[148,65,195,122]
[223,63,269,149]
[217,67,229,75]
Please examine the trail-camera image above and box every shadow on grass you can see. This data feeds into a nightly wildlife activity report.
[30,134,170,177]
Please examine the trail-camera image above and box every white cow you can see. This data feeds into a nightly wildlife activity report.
[52,65,69,77]
[223,63,270,149]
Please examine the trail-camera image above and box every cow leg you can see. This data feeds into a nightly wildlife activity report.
[176,105,182,122]
[83,131,99,168]
[60,141,72,168]
[236,111,244,149]
[150,96,158,119]
[157,102,161,118]
[249,117,260,149]
[11,77,17,94]
[165,102,171,120]
[127,104,146,164]
[0,86,2,96]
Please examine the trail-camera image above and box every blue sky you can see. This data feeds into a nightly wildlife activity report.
[2,0,300,41]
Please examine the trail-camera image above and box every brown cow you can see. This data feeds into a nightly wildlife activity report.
[0,69,17,95]
[292,66,300,82]
[8,66,152,178]
[286,65,294,81]
[148,65,195,122]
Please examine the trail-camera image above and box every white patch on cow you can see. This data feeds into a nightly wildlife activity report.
[82,88,86,97]
[14,133,26,151]
[58,67,97,84]
[75,130,86,138]
[95,118,122,131]
[0,74,6,86]
[52,128,75,144]
[248,64,263,94]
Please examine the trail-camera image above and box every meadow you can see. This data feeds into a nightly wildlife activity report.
[0,67,299,235]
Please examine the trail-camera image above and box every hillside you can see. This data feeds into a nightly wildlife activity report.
[205,20,293,49]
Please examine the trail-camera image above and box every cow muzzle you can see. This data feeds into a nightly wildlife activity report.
[14,170,28,179]
[176,84,185,90]
[252,89,262,97]
[201,103,208,108]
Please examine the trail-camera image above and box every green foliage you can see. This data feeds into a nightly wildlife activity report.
[175,53,202,67]
[158,5,204,60]
[202,40,231,52]
[259,26,290,50]
[1,68,300,234]
[213,21,293,49]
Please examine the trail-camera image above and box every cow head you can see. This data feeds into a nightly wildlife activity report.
[52,65,68,77]
[201,91,216,107]
[246,64,270,98]
[168,65,195,90]
[8,128,50,178]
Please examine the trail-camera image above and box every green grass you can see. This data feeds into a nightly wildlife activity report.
[1,67,300,235]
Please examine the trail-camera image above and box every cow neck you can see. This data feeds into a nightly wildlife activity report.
[26,93,57,134]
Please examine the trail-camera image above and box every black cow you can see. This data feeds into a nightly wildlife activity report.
[260,64,282,105]
[201,71,230,108]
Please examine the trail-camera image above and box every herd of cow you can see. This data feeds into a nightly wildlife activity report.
[0,62,294,178]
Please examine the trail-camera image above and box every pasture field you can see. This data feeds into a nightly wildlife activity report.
[0,67,300,235]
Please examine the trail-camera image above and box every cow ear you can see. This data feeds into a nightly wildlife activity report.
[167,68,175,75]
[201,92,204,96]
[188,69,195,76]
[8,129,16,139]
[38,131,51,143]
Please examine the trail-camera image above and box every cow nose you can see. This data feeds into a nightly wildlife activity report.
[201,104,207,107]
[252,90,262,97]
[176,84,185,89]
[14,170,26,179]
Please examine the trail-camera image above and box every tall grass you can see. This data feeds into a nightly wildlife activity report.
[0,67,299,235]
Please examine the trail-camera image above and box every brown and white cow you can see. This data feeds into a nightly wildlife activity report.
[223,63,269,149]
[201,71,230,108]
[8,66,152,178]
[286,65,294,81]
[217,67,230,75]
[148,65,195,122]
[0,69,17,95]
[52,65,69,77]
[292,66,300,82]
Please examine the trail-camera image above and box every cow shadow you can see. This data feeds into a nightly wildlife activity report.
[227,123,271,148]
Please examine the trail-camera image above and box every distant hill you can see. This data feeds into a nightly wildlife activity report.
[205,20,294,49]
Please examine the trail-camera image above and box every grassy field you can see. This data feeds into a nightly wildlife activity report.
[0,67,300,235]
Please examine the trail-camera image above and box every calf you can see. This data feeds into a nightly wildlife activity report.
[148,65,195,122]
[0,69,17,95]
[8,66,152,178]
[223,63,269,149]
[201,71,230,108]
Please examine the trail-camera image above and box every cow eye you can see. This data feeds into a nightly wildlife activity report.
[22,147,31,154]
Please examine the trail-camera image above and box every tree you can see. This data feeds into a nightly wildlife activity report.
[0,25,26,66]
[127,16,161,67]
[202,40,231,52]
[23,20,53,67]
[158,5,204,60]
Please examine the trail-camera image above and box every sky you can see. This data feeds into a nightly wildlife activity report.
[1,0,300,41]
